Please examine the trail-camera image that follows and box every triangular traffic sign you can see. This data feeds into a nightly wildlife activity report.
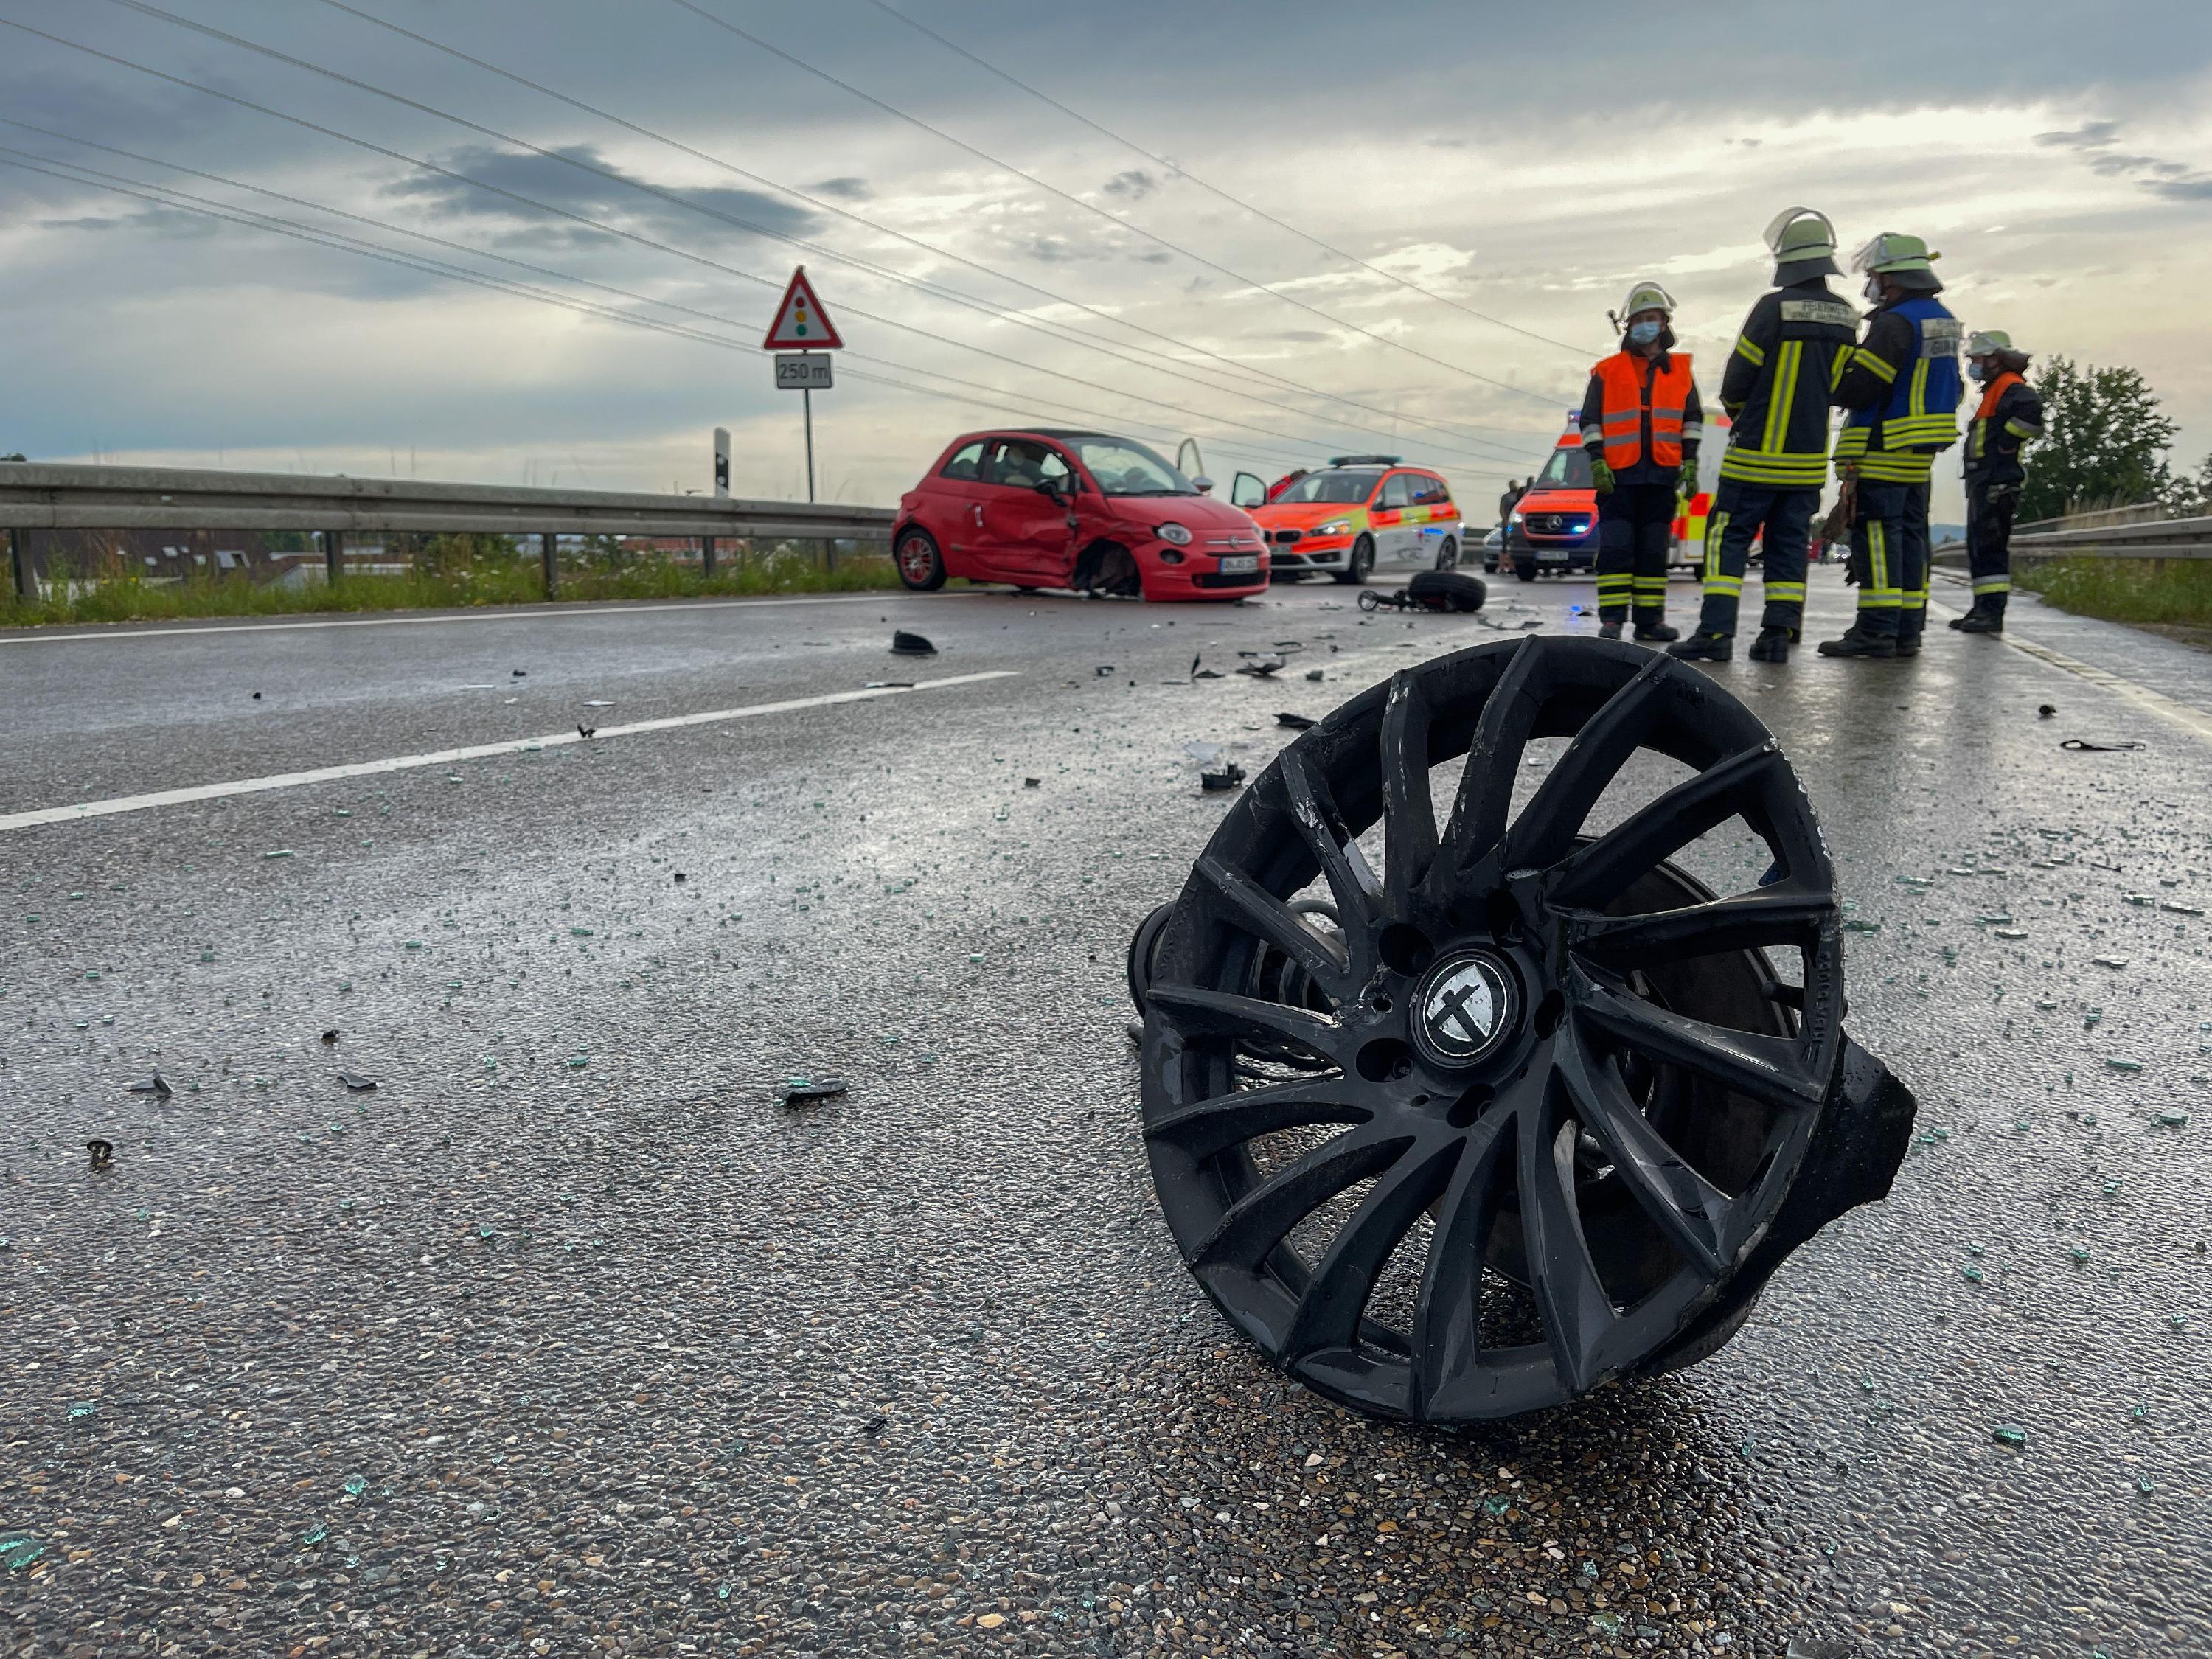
[762,266,843,351]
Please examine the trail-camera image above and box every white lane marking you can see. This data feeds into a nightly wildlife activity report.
[0,670,1018,833]
[0,590,969,647]
[1923,597,2212,741]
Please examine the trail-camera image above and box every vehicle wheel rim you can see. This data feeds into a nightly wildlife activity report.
[1140,637,1844,1422]
[898,535,935,583]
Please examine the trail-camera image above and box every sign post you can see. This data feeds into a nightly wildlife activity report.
[762,266,844,504]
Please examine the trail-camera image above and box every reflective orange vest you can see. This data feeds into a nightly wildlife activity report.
[1972,369,2025,425]
[1594,352,1694,470]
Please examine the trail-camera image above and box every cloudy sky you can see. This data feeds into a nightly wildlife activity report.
[2,0,2208,518]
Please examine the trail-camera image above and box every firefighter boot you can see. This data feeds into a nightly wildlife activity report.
[1633,620,1680,644]
[1747,627,1793,663]
[1955,607,2005,634]
[1666,633,1732,662]
[1599,622,1623,641]
[1817,626,1899,659]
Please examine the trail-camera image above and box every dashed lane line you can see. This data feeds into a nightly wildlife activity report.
[0,670,1019,834]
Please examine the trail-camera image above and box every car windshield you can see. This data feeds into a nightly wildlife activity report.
[1273,470,1382,506]
[1065,437,1196,496]
[1534,447,1593,489]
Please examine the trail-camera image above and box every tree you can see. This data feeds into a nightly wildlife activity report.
[2017,357,2179,522]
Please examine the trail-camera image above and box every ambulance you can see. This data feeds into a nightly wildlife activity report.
[1492,412,1711,580]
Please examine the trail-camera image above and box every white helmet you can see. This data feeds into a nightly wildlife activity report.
[1964,329,2023,358]
[1616,278,1677,319]
[1763,207,1839,273]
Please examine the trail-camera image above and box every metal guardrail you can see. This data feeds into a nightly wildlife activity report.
[1,461,897,600]
[2010,512,2212,563]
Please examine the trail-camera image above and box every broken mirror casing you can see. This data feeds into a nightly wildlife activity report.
[1129,636,1918,1423]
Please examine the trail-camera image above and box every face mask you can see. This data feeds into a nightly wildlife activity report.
[1628,320,1663,347]
[1863,276,1885,304]
[1968,361,1989,382]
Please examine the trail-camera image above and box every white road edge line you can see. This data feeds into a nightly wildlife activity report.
[0,590,964,647]
[0,670,1020,834]
[1924,596,2212,741]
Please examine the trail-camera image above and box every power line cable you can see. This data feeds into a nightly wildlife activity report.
[664,0,1570,408]
[0,147,1335,479]
[0,17,1530,476]
[308,0,1540,447]
[858,0,1600,361]
[94,0,1537,465]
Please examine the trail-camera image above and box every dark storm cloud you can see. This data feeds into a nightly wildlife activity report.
[807,175,870,200]
[385,143,822,246]
[1101,168,1158,201]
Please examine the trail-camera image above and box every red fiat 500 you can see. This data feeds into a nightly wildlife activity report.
[892,429,1269,601]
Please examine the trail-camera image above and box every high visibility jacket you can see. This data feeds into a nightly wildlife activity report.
[1963,372,2045,488]
[1834,296,1964,483]
[1717,279,1857,489]
[1579,351,1702,479]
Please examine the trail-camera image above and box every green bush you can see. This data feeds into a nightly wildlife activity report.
[2015,557,2212,629]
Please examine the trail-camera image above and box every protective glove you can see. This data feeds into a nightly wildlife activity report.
[1589,457,1615,495]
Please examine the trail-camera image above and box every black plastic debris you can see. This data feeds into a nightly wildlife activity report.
[1304,669,1324,683]
[512,669,527,678]
[863,681,916,689]
[1200,764,1247,791]
[577,723,597,740]
[87,1138,114,1171]
[1023,777,1041,787]
[673,872,686,883]
[891,630,937,657]
[338,1072,378,1092]
[2061,738,2146,752]
[251,691,262,700]
[776,1077,849,1105]
[1235,653,1286,678]
[2037,703,2056,718]
[1276,712,1318,730]
[320,1029,339,1046]
[1095,665,1116,677]
[124,1074,171,1097]
[863,1414,889,1436]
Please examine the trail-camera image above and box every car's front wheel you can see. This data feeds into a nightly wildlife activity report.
[896,528,947,591]
[1333,535,1376,586]
[1435,535,1459,571]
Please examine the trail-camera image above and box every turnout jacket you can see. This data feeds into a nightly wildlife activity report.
[1717,278,1859,489]
[1963,372,2045,489]
[1579,347,1703,487]
[1834,295,1964,483]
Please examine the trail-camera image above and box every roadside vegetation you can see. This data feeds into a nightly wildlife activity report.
[2014,557,2212,632]
[0,535,900,628]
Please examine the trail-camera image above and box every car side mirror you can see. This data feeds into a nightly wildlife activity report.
[1192,476,1215,495]
[1034,478,1066,500]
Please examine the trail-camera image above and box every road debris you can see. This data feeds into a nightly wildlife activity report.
[776,1077,849,1105]
[581,699,615,708]
[577,723,596,740]
[1235,653,1285,677]
[1200,764,1247,791]
[87,1138,114,1171]
[2038,703,2057,717]
[338,1072,378,1092]
[320,1029,340,1045]
[2061,738,2146,752]
[891,630,937,656]
[1276,712,1317,730]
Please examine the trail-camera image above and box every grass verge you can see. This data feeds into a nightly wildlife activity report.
[0,551,902,629]
[2014,557,2212,630]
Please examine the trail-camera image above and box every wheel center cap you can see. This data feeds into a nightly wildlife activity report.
[1410,950,1520,1070]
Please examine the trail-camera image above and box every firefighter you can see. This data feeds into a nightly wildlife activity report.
[1952,330,2045,633]
[1819,232,1964,658]
[1669,208,1859,664]
[1582,279,1699,641]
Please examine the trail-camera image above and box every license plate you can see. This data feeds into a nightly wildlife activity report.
[1217,554,1259,573]
[1537,549,1568,563]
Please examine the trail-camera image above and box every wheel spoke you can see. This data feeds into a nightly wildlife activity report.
[1517,1105,1617,1396]
[1565,882,1834,968]
[1573,979,1826,1110]
[1380,671,1439,911]
[1192,1122,1410,1270]
[1556,1040,1732,1277]
[1276,747,1381,948]
[1194,855,1352,1001]
[1408,1112,1513,1419]
[1500,653,1670,872]
[1145,982,1346,1065]
[1548,742,1789,911]
[1283,1138,1463,1359]
[1439,639,1543,883]
[1145,1079,1371,1161]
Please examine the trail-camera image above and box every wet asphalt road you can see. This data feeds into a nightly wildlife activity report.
[1,568,2207,1659]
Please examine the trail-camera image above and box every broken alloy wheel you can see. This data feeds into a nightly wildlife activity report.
[1129,636,1916,1422]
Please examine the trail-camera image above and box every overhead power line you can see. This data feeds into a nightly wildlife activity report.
[95,0,1538,465]
[664,0,1571,408]
[858,0,1600,362]
[0,148,1336,479]
[306,0,1539,449]
[0,17,1531,477]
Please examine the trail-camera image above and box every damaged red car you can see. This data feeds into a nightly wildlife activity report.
[892,429,1269,601]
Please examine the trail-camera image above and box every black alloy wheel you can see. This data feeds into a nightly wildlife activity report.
[1134,636,1913,1422]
